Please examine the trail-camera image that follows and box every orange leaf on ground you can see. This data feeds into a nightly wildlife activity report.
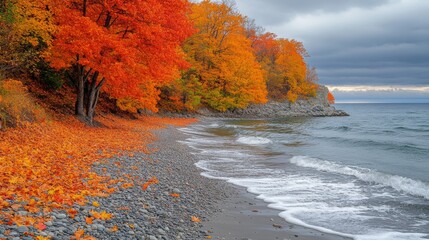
[34,222,46,230]
[121,183,134,189]
[89,210,112,220]
[142,176,159,191]
[191,216,201,223]
[170,193,180,198]
[74,229,85,239]
[11,204,21,210]
[92,201,100,207]
[110,225,118,232]
[68,208,78,218]
[85,217,93,225]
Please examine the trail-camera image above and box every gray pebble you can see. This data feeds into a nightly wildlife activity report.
[17,211,28,216]
[45,221,53,226]
[140,209,149,214]
[56,213,67,219]
[157,228,166,235]
[173,188,181,194]
[17,226,29,233]
[149,236,157,240]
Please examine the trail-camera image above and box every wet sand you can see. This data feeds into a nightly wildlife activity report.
[202,183,351,240]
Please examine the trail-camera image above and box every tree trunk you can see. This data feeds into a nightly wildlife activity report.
[85,71,105,124]
[72,64,105,125]
[75,64,85,116]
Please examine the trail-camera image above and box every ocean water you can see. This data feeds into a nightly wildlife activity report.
[179,103,429,240]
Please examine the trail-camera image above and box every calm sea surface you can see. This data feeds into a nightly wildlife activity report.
[179,103,429,240]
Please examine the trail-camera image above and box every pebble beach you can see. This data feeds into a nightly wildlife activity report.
[1,124,350,240]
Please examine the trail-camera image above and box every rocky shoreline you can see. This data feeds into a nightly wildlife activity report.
[197,85,348,118]
[159,85,348,119]
[196,100,348,118]
[0,124,352,240]
[0,127,229,240]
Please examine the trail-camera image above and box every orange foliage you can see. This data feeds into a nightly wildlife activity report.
[249,30,318,102]
[0,114,196,231]
[178,0,267,112]
[328,91,336,104]
[46,0,194,121]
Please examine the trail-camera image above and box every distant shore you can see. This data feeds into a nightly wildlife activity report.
[160,85,349,119]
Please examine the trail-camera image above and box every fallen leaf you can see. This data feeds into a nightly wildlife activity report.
[170,193,180,198]
[35,236,50,240]
[142,176,159,191]
[191,216,201,223]
[35,222,46,230]
[85,217,93,225]
[110,225,118,232]
[74,229,85,239]
[11,204,21,210]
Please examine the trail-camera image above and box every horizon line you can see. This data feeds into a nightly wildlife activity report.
[326,85,429,93]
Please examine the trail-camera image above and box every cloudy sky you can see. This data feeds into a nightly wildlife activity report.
[233,0,429,102]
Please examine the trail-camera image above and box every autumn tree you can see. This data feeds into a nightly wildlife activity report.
[0,0,55,78]
[174,0,267,112]
[327,91,335,104]
[158,69,203,112]
[46,0,193,123]
[247,20,318,102]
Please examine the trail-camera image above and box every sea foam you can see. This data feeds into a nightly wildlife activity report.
[290,156,429,200]
[237,136,272,145]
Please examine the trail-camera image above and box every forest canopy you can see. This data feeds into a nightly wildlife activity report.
[1,0,320,120]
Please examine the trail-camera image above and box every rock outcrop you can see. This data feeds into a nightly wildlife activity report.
[196,85,349,118]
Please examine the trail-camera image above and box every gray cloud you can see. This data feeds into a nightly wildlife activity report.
[234,0,429,87]
[235,0,392,25]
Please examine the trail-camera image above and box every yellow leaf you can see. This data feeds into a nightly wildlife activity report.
[92,201,100,207]
[35,236,50,240]
[100,211,112,220]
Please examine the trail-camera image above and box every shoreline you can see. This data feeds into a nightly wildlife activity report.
[202,183,352,240]
[156,125,352,240]
[0,123,352,239]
